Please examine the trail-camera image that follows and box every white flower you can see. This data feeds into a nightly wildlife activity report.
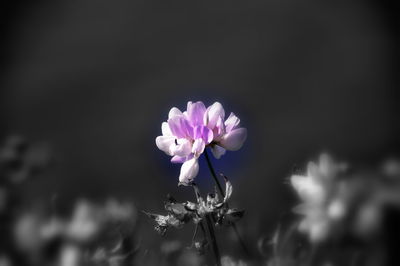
[290,153,347,242]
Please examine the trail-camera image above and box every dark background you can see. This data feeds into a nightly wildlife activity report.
[1,0,399,250]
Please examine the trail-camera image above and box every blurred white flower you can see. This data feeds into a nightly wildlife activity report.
[65,200,101,242]
[291,154,400,244]
[63,198,137,243]
[59,244,81,266]
[327,199,346,220]
[40,217,65,240]
[103,198,136,223]
[354,200,381,236]
[351,174,400,238]
[13,212,45,252]
[221,255,248,266]
[290,153,348,242]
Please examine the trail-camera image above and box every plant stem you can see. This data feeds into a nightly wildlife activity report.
[204,148,224,195]
[191,223,199,246]
[232,224,249,255]
[199,222,207,238]
[205,214,222,266]
[203,148,250,256]
[192,185,221,266]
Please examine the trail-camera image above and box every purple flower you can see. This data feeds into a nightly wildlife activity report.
[156,101,247,185]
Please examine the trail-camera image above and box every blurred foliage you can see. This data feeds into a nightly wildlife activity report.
[1,136,400,265]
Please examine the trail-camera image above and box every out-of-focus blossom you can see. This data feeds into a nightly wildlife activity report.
[290,154,348,242]
[291,154,400,243]
[66,200,101,242]
[221,255,248,266]
[156,101,247,184]
[350,173,400,237]
[382,158,400,178]
[13,198,137,263]
[64,199,137,243]
[59,244,81,266]
[13,212,46,253]
[89,238,133,266]
[103,198,136,222]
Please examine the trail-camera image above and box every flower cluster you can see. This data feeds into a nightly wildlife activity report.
[156,101,247,185]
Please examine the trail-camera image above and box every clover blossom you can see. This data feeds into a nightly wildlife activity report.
[156,101,247,185]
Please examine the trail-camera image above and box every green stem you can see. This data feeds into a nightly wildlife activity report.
[203,148,250,256]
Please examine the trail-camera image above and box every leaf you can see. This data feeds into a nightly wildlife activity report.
[191,183,202,201]
[164,202,189,219]
[184,201,198,211]
[142,211,161,221]
[142,211,184,235]
[223,175,233,202]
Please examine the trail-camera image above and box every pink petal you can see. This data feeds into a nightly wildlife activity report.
[211,145,226,159]
[191,138,205,156]
[204,126,214,143]
[161,122,172,136]
[213,116,225,141]
[168,116,193,139]
[187,101,206,126]
[224,112,240,133]
[171,138,192,157]
[219,128,247,151]
[193,125,213,144]
[155,136,175,156]
[171,155,187,164]
[179,157,199,184]
[168,107,183,119]
[204,102,225,129]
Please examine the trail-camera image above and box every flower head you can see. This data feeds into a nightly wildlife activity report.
[156,101,247,185]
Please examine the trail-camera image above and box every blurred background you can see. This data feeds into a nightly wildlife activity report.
[1,0,399,264]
